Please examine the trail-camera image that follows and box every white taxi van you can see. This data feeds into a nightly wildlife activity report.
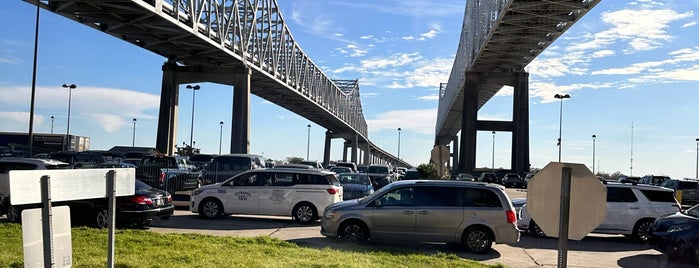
[190,168,343,223]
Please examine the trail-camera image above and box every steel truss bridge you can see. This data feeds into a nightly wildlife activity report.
[27,0,410,167]
[436,0,600,174]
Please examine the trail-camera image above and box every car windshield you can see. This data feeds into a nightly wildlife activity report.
[685,204,699,217]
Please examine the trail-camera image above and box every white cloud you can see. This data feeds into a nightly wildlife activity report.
[418,94,439,100]
[681,21,697,28]
[592,50,614,58]
[366,109,436,135]
[0,85,160,132]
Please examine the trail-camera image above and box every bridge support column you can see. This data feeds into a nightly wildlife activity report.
[323,131,332,167]
[342,141,348,162]
[156,61,180,155]
[512,72,530,174]
[231,68,252,154]
[351,134,358,164]
[458,72,479,173]
[363,142,371,165]
[451,136,459,172]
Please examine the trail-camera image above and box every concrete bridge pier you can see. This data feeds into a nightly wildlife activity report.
[457,71,530,175]
[155,61,251,155]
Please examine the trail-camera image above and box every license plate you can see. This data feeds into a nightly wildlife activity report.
[155,199,163,206]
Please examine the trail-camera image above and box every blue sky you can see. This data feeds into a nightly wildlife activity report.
[1,0,698,178]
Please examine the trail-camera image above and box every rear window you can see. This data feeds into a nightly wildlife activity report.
[211,157,252,171]
[640,189,677,202]
[367,166,389,174]
[463,188,502,208]
[607,187,638,202]
[190,154,213,162]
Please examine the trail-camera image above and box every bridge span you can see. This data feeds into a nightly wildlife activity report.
[28,0,410,167]
[436,0,600,175]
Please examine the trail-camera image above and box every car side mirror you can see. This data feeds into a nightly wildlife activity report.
[373,200,383,207]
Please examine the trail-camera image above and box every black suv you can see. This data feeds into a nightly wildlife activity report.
[660,179,699,209]
[477,172,499,183]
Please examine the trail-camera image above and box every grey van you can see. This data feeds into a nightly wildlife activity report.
[320,180,520,253]
[200,154,265,185]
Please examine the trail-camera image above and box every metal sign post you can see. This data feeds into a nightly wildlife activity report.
[107,170,116,268]
[557,167,572,268]
[40,175,54,268]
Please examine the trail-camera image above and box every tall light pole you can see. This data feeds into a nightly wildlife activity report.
[695,138,698,179]
[397,128,402,159]
[592,134,597,175]
[492,131,496,171]
[554,93,570,162]
[63,83,77,150]
[132,118,137,147]
[219,121,224,155]
[186,84,200,147]
[50,116,54,134]
[306,124,311,160]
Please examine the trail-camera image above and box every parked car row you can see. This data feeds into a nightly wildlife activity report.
[475,172,527,188]
[0,158,174,228]
[518,181,681,242]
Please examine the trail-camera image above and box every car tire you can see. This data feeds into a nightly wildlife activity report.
[292,203,317,224]
[529,220,546,237]
[691,245,699,265]
[339,220,368,242]
[7,205,22,223]
[95,209,109,228]
[631,219,653,242]
[199,199,223,219]
[462,226,493,253]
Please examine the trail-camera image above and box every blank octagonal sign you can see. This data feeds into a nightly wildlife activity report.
[526,162,607,240]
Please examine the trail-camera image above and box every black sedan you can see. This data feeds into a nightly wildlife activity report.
[647,204,699,264]
[7,180,174,228]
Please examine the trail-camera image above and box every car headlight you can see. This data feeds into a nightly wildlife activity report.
[192,188,204,196]
[324,210,336,219]
[667,224,691,232]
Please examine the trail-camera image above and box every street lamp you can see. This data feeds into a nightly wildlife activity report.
[554,93,571,162]
[50,115,54,134]
[695,138,698,179]
[492,131,496,171]
[62,83,76,150]
[219,121,224,155]
[186,84,200,147]
[132,118,137,147]
[592,134,597,175]
[306,124,311,160]
[397,128,402,159]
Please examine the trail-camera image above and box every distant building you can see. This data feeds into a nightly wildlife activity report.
[0,132,90,157]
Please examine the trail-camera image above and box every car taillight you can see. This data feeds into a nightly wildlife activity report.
[506,210,516,224]
[130,195,154,205]
[326,188,339,195]
[159,171,165,184]
[167,194,172,203]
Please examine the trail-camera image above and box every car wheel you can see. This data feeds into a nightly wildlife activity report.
[631,219,654,242]
[95,209,109,228]
[339,221,368,242]
[529,220,546,237]
[292,203,317,224]
[7,205,22,223]
[199,199,223,219]
[462,226,493,253]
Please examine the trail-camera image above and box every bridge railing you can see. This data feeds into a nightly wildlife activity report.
[437,0,510,129]
[159,0,367,137]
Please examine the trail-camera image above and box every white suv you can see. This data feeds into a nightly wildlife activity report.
[191,168,343,224]
[0,158,70,222]
[519,182,681,241]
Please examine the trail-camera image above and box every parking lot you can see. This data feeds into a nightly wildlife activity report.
[148,188,696,268]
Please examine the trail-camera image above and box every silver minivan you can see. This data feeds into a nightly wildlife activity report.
[320,180,520,253]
